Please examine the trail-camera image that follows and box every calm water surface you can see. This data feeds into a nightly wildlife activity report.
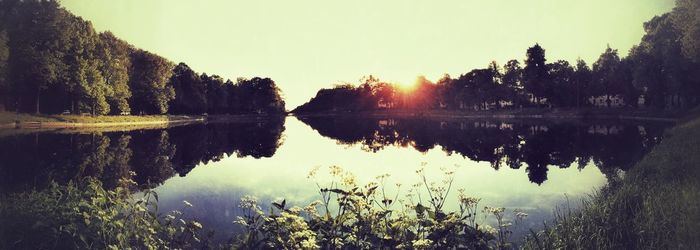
[0,116,671,242]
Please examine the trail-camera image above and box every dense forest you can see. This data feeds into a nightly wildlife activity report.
[0,0,286,115]
[294,1,700,113]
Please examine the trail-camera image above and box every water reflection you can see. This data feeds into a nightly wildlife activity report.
[0,118,285,192]
[0,116,672,243]
[298,116,668,184]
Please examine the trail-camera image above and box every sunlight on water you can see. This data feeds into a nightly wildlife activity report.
[153,117,608,240]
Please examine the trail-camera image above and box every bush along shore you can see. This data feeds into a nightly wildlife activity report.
[1,166,532,249]
[522,113,700,249]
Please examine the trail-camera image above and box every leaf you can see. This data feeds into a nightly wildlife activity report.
[272,199,286,210]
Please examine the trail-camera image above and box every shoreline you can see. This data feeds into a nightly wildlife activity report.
[291,108,682,122]
[0,113,288,131]
[1,108,682,130]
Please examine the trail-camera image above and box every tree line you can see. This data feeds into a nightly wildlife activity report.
[294,0,700,113]
[0,0,285,115]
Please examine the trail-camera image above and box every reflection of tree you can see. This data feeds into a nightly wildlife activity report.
[102,135,133,189]
[299,116,670,184]
[0,118,286,192]
[130,130,176,187]
[168,118,286,176]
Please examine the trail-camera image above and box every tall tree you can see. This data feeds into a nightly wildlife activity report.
[573,59,592,108]
[63,15,112,115]
[7,0,68,113]
[592,46,621,99]
[523,43,550,105]
[672,0,700,63]
[169,63,206,114]
[0,29,8,110]
[98,32,132,114]
[547,60,575,107]
[128,50,175,114]
[502,60,524,106]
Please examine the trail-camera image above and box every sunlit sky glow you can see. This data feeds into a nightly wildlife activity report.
[62,0,674,108]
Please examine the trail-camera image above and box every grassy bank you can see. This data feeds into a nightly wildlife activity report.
[522,114,700,249]
[0,111,179,124]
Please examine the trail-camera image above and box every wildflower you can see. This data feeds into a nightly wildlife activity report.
[481,224,498,236]
[239,195,258,209]
[183,200,193,207]
[341,172,357,186]
[307,166,321,179]
[289,206,303,214]
[233,216,248,226]
[513,209,529,220]
[412,239,433,249]
[190,221,203,230]
[329,165,343,176]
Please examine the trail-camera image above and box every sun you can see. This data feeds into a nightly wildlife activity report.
[394,81,417,92]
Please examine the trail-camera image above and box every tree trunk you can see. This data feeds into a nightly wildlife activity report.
[35,88,40,114]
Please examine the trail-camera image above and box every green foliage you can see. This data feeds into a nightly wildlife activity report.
[672,0,700,63]
[0,1,285,116]
[0,178,210,249]
[233,166,527,249]
[128,50,175,115]
[98,32,132,115]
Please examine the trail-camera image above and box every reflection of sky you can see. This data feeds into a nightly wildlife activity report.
[155,117,607,242]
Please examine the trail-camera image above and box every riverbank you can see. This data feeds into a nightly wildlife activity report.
[0,112,289,130]
[0,112,204,129]
[522,112,700,249]
[291,107,683,122]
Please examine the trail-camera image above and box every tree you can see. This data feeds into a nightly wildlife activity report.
[592,46,621,99]
[502,60,524,106]
[6,1,68,113]
[98,32,132,114]
[169,63,206,114]
[62,15,113,115]
[672,0,700,63]
[547,60,575,107]
[523,44,550,105]
[0,29,8,110]
[630,13,699,108]
[202,73,229,114]
[128,50,175,114]
[573,59,592,108]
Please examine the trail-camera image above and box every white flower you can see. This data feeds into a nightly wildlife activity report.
[412,239,433,249]
[183,200,193,207]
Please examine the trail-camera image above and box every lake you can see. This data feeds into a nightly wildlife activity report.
[0,115,672,243]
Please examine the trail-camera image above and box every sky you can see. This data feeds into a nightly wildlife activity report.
[61,0,675,109]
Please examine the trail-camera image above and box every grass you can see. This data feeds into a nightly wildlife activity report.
[54,114,172,123]
[522,113,700,249]
[0,111,198,124]
[0,112,61,123]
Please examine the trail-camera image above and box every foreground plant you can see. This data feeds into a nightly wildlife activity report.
[233,165,527,249]
[0,176,209,249]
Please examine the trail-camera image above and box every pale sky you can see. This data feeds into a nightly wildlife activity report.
[61,0,675,109]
